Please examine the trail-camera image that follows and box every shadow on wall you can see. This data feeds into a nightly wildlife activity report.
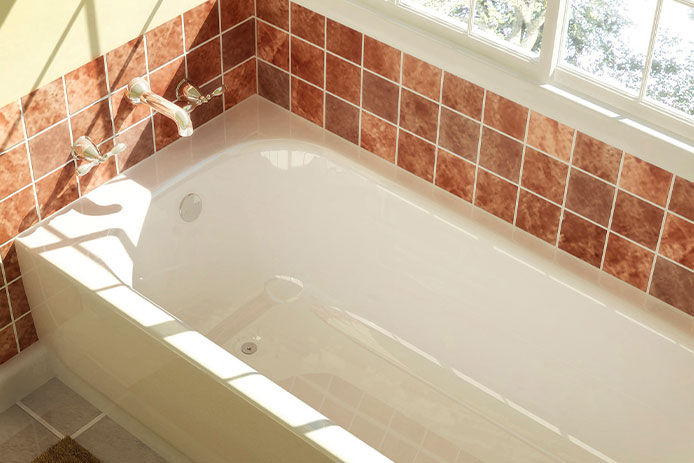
[0,0,257,364]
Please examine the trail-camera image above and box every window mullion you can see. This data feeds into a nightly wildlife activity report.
[638,0,664,101]
[467,0,474,36]
[539,0,570,83]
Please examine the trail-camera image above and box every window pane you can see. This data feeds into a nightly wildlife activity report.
[472,0,547,55]
[399,0,470,29]
[646,0,694,116]
[562,0,657,93]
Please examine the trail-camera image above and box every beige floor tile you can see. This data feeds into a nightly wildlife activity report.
[76,416,166,463]
[0,405,59,463]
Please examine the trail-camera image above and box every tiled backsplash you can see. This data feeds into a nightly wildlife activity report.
[0,0,692,366]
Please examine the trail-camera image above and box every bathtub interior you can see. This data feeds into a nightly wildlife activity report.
[126,135,694,463]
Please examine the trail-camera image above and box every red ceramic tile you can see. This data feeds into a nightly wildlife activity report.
[8,279,29,318]
[1,242,20,282]
[111,87,150,133]
[441,72,484,121]
[326,20,362,64]
[190,78,224,128]
[27,121,72,179]
[15,313,38,351]
[397,130,436,183]
[21,78,67,136]
[659,214,694,270]
[187,39,222,84]
[146,16,184,70]
[148,57,186,102]
[526,111,573,162]
[521,147,568,204]
[291,37,324,87]
[325,94,359,144]
[399,89,439,142]
[603,233,654,291]
[0,101,24,152]
[291,77,323,126]
[116,117,155,172]
[669,177,694,222]
[257,0,289,30]
[291,3,325,46]
[257,21,290,70]
[363,36,401,83]
[362,71,399,124]
[0,144,32,201]
[438,108,480,162]
[618,154,672,206]
[79,156,117,195]
[257,61,290,109]
[70,100,113,145]
[0,289,10,328]
[35,162,78,218]
[222,19,256,71]
[649,257,694,315]
[183,0,220,50]
[475,169,517,223]
[402,54,441,101]
[360,112,397,163]
[564,169,615,227]
[516,190,562,244]
[610,190,664,250]
[0,187,39,244]
[153,112,180,150]
[479,127,523,182]
[0,325,18,365]
[64,57,108,113]
[106,36,147,90]
[326,54,360,105]
[483,92,527,141]
[435,149,475,202]
[223,58,257,109]
[221,0,254,30]
[572,132,622,183]
[558,211,607,267]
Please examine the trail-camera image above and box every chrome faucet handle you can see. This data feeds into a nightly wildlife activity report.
[176,79,224,113]
[72,136,126,176]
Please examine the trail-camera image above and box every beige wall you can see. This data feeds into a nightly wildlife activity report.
[0,0,205,108]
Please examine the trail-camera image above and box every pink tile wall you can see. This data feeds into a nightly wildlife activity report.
[252,1,694,317]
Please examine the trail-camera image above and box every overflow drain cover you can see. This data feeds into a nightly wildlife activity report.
[179,193,202,222]
[241,342,257,355]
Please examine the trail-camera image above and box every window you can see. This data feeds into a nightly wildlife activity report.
[357,0,694,139]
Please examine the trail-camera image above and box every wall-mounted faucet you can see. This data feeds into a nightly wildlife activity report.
[127,77,193,137]
[72,136,126,176]
[176,79,224,113]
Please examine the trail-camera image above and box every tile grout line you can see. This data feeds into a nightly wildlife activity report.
[71,412,106,439]
[431,67,444,185]
[16,401,65,440]
[103,43,118,177]
[599,152,625,270]
[471,89,487,206]
[513,108,532,226]
[647,175,676,292]
[556,129,578,247]
[394,50,404,166]
[217,0,226,111]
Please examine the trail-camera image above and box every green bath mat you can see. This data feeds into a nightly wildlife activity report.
[33,437,101,463]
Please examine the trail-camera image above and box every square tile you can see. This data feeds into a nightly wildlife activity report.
[325,94,359,144]
[0,324,18,365]
[0,405,59,462]
[441,72,483,121]
[474,169,517,223]
[1,242,20,282]
[149,57,186,102]
[257,22,289,70]
[35,162,79,218]
[0,144,32,201]
[257,61,290,109]
[8,279,30,319]
[399,89,438,142]
[483,91,527,140]
[521,147,568,204]
[362,71,399,124]
[111,87,150,133]
[223,58,257,109]
[402,54,441,101]
[363,36,401,82]
[326,19,362,64]
[15,313,38,351]
[291,3,325,46]
[0,187,38,245]
[221,0,254,30]
[76,417,166,463]
[0,101,24,152]
[438,108,479,161]
[360,111,397,163]
[618,154,672,207]
[257,0,289,30]
[326,54,361,105]
[116,118,155,172]
[649,257,694,316]
[70,100,113,145]
[153,112,180,150]
[27,120,72,179]
[397,130,436,182]
[183,0,220,50]
[291,77,323,126]
[610,190,664,250]
[602,233,654,291]
[291,37,324,87]
[64,57,108,114]
[558,211,607,267]
[187,38,222,85]
[479,127,523,182]
[21,78,67,137]
[435,149,475,202]
[516,189,561,244]
[21,378,101,436]
[572,132,622,183]
[659,214,694,270]
[526,111,573,162]
[564,169,615,226]
[669,177,694,222]
[222,19,255,71]
[0,288,10,328]
[106,37,147,90]
[146,16,184,70]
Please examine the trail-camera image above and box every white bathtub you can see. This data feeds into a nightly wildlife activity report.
[16,96,694,463]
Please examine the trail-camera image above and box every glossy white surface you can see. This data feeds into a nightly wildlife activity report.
[17,96,694,463]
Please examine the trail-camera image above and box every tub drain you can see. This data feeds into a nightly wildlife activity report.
[241,342,257,355]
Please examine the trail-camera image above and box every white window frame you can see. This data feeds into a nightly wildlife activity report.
[353,0,694,143]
